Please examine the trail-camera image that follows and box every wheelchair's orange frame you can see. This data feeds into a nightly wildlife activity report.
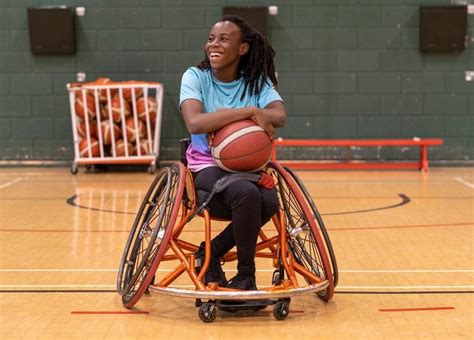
[149,166,329,298]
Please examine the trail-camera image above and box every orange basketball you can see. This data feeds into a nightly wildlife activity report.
[79,138,100,158]
[75,92,97,119]
[136,96,157,122]
[211,119,272,172]
[137,139,153,155]
[122,81,144,101]
[100,120,121,145]
[125,117,146,142]
[95,77,116,103]
[115,139,135,156]
[103,94,131,122]
[77,120,97,139]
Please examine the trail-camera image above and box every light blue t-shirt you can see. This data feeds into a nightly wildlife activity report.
[179,66,283,172]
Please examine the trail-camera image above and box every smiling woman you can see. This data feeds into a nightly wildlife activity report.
[179,15,287,291]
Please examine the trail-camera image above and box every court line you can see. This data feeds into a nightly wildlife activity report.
[455,177,474,189]
[338,285,474,290]
[0,177,22,190]
[1,284,473,290]
[0,285,116,288]
[65,193,411,217]
[322,193,410,216]
[66,194,135,215]
[329,222,473,231]
[378,306,455,312]
[0,222,472,234]
[71,311,149,315]
[1,268,474,273]
[2,290,473,294]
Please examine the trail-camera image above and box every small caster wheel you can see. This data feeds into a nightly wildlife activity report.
[195,298,202,307]
[85,164,94,173]
[272,270,281,285]
[70,163,78,175]
[272,301,289,321]
[198,303,217,323]
[148,164,156,174]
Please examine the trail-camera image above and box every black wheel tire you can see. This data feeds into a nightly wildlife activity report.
[117,163,186,309]
[267,162,335,301]
[199,303,217,323]
[272,302,289,321]
[285,166,339,289]
[148,164,156,174]
[70,163,78,175]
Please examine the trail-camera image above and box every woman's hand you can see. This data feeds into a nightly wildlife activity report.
[250,108,275,140]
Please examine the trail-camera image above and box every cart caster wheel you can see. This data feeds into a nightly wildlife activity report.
[272,301,289,321]
[272,270,281,285]
[70,163,78,175]
[85,164,94,173]
[148,164,156,174]
[195,298,202,307]
[198,303,217,323]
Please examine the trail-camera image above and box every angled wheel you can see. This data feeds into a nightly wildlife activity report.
[199,303,217,323]
[266,162,335,301]
[117,162,186,308]
[285,167,339,290]
[272,301,290,320]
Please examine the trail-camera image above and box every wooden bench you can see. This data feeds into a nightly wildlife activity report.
[271,138,444,171]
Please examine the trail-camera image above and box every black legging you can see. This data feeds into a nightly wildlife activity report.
[193,166,279,276]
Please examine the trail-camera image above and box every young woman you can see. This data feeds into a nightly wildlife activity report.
[179,15,287,290]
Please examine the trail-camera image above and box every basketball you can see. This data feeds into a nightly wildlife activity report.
[79,138,100,157]
[115,139,135,156]
[77,120,97,139]
[136,96,157,122]
[122,81,144,101]
[100,120,121,145]
[125,117,146,142]
[137,139,153,155]
[106,94,131,122]
[75,92,97,119]
[211,119,272,172]
[94,77,116,102]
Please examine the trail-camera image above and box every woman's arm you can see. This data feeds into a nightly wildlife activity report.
[259,100,287,129]
[181,99,286,138]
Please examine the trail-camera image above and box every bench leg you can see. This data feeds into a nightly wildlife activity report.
[420,146,429,172]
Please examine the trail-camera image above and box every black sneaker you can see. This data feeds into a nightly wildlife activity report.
[195,242,228,287]
[227,274,257,291]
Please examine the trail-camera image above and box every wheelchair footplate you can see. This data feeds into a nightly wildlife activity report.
[216,298,273,313]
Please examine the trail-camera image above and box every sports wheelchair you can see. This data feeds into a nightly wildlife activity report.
[117,139,338,322]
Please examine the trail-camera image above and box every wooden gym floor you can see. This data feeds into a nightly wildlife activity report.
[0,167,473,339]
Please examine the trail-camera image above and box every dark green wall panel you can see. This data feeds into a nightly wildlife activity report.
[0,0,472,162]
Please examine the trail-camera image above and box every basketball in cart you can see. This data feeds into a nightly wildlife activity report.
[67,78,164,174]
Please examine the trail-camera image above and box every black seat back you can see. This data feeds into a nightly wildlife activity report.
[179,138,190,166]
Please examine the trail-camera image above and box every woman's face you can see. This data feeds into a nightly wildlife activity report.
[205,21,249,72]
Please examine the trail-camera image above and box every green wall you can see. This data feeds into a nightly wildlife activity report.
[0,0,473,162]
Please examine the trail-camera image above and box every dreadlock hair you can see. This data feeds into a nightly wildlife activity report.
[197,15,278,100]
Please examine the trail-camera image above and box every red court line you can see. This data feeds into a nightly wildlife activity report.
[71,311,149,315]
[378,307,455,312]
